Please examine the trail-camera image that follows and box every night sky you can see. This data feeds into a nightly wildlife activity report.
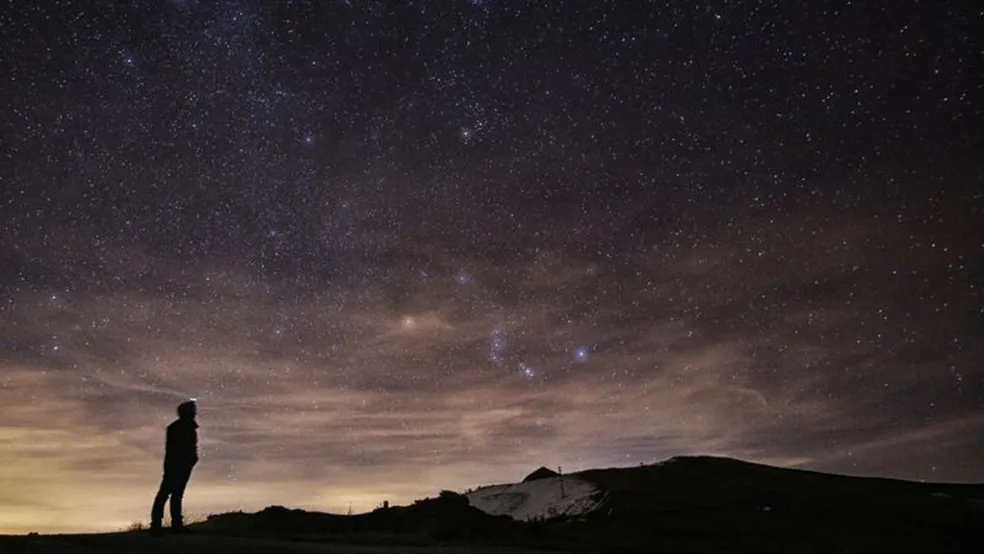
[1,0,982,534]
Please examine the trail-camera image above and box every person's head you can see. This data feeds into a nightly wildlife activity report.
[177,400,197,420]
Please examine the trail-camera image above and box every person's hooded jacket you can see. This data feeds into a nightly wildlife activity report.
[164,401,199,470]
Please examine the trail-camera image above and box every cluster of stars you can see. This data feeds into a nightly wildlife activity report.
[0,0,980,534]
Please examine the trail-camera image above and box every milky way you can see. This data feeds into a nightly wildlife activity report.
[1,0,982,533]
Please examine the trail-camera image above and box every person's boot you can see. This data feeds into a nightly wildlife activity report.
[149,523,165,537]
[170,516,192,535]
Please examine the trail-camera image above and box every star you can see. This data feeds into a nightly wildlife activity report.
[519,363,535,380]
[0,0,980,534]
[574,347,590,362]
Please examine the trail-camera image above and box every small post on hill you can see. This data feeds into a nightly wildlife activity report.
[558,465,566,498]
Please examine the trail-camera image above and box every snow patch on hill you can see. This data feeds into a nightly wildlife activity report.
[464,475,603,521]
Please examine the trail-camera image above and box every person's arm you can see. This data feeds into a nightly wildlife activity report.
[191,426,199,464]
[165,425,174,457]
[163,425,177,468]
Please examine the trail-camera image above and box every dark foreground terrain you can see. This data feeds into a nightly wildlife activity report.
[570,456,984,552]
[3,456,982,553]
[0,532,560,554]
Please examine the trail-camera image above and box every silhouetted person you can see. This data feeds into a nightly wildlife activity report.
[150,400,199,535]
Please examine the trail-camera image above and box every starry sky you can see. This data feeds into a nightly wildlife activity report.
[1,0,982,534]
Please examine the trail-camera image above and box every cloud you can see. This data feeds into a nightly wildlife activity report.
[0,209,980,533]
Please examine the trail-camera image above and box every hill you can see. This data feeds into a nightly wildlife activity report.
[458,455,983,551]
[197,456,984,552]
[5,456,981,553]
[567,456,984,551]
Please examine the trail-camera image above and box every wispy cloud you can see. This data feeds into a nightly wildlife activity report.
[1,210,980,533]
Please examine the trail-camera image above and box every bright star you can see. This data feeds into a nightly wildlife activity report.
[519,363,535,379]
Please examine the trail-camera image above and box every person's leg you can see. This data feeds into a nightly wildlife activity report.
[169,467,193,530]
[150,472,174,530]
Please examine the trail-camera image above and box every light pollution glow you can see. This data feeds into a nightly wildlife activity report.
[2,211,981,534]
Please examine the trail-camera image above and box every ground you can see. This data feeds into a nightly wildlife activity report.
[0,532,566,554]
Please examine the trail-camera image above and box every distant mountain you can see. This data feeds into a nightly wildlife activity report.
[198,456,984,553]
